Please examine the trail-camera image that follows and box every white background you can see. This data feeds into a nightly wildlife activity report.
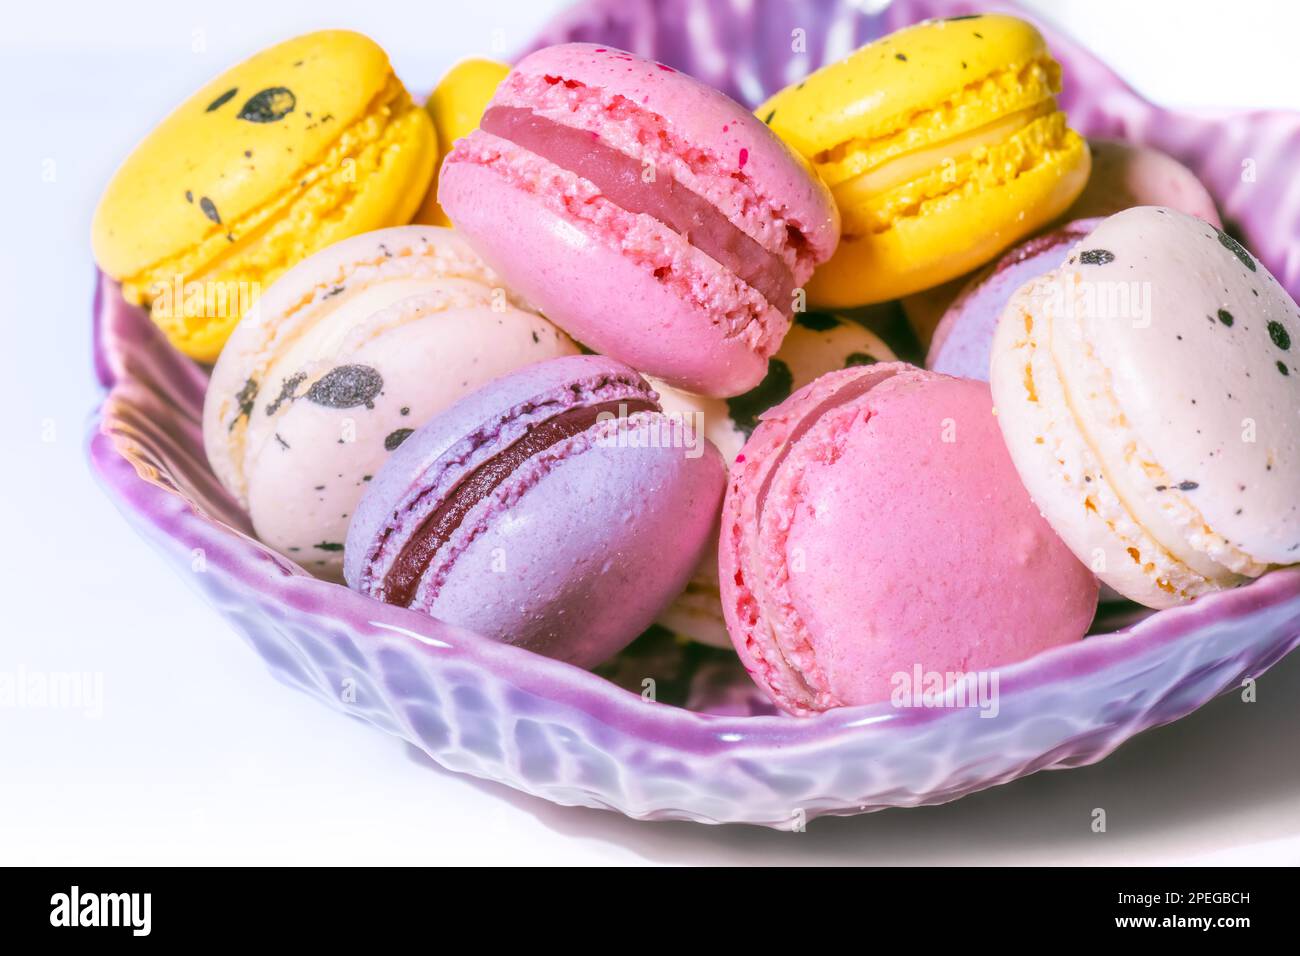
[3,0,1299,865]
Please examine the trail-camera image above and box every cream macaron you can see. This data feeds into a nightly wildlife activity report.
[990,207,1300,608]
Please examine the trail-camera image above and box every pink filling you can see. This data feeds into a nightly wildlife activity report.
[497,71,819,280]
[449,134,783,353]
[481,105,795,315]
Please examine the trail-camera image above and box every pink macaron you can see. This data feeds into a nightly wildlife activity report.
[927,218,1102,380]
[438,43,840,398]
[719,363,1099,715]
[345,355,726,667]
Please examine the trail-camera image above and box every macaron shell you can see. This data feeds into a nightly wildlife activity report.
[415,57,510,226]
[721,364,1097,713]
[244,299,575,578]
[345,354,726,667]
[93,31,393,279]
[346,354,656,587]
[1055,210,1299,565]
[653,314,895,648]
[807,128,1090,306]
[93,31,436,361]
[777,373,1096,707]
[205,226,521,500]
[990,208,1300,607]
[758,15,1053,166]
[439,158,772,396]
[421,414,725,666]
[759,13,1089,307]
[1067,138,1222,225]
[512,44,838,263]
[927,217,1101,379]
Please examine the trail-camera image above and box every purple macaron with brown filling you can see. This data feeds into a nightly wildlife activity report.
[344,355,726,666]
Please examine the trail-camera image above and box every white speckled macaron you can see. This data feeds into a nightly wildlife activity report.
[991,207,1300,608]
[203,225,577,579]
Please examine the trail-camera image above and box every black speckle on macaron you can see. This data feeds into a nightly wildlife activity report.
[1079,249,1115,266]
[727,359,794,436]
[238,87,297,123]
[1278,361,1290,377]
[206,87,238,112]
[844,352,878,367]
[1218,309,1234,327]
[314,542,344,552]
[231,378,258,430]
[1268,320,1291,350]
[895,53,907,61]
[1216,228,1256,272]
[763,108,776,125]
[795,311,841,331]
[199,197,221,224]
[384,428,414,452]
[305,365,383,409]
[184,190,193,203]
[265,371,307,416]
[1178,480,1199,491]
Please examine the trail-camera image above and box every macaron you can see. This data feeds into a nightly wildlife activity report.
[93,30,436,362]
[345,355,727,667]
[1066,138,1222,225]
[905,138,1222,347]
[720,363,1099,715]
[203,226,577,580]
[990,207,1300,609]
[758,14,1090,307]
[654,314,896,647]
[415,58,510,227]
[438,43,840,397]
[927,218,1102,379]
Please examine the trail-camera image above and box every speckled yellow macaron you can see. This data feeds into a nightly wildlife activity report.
[92,30,436,362]
[757,14,1090,307]
[414,58,510,226]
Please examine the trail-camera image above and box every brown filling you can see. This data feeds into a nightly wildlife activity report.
[383,397,657,606]
[480,105,796,315]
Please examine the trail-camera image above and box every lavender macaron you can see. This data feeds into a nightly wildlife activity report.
[344,355,726,667]
[927,219,1102,380]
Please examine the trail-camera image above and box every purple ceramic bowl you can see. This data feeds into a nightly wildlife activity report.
[88,0,1300,827]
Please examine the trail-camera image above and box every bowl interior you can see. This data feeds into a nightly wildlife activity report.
[90,0,1300,726]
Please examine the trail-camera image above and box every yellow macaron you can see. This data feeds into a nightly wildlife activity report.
[757,14,1090,307]
[414,57,510,226]
[92,30,436,362]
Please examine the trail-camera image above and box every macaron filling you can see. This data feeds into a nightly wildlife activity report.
[383,396,656,606]
[833,104,1074,237]
[832,100,1055,208]
[480,105,796,314]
